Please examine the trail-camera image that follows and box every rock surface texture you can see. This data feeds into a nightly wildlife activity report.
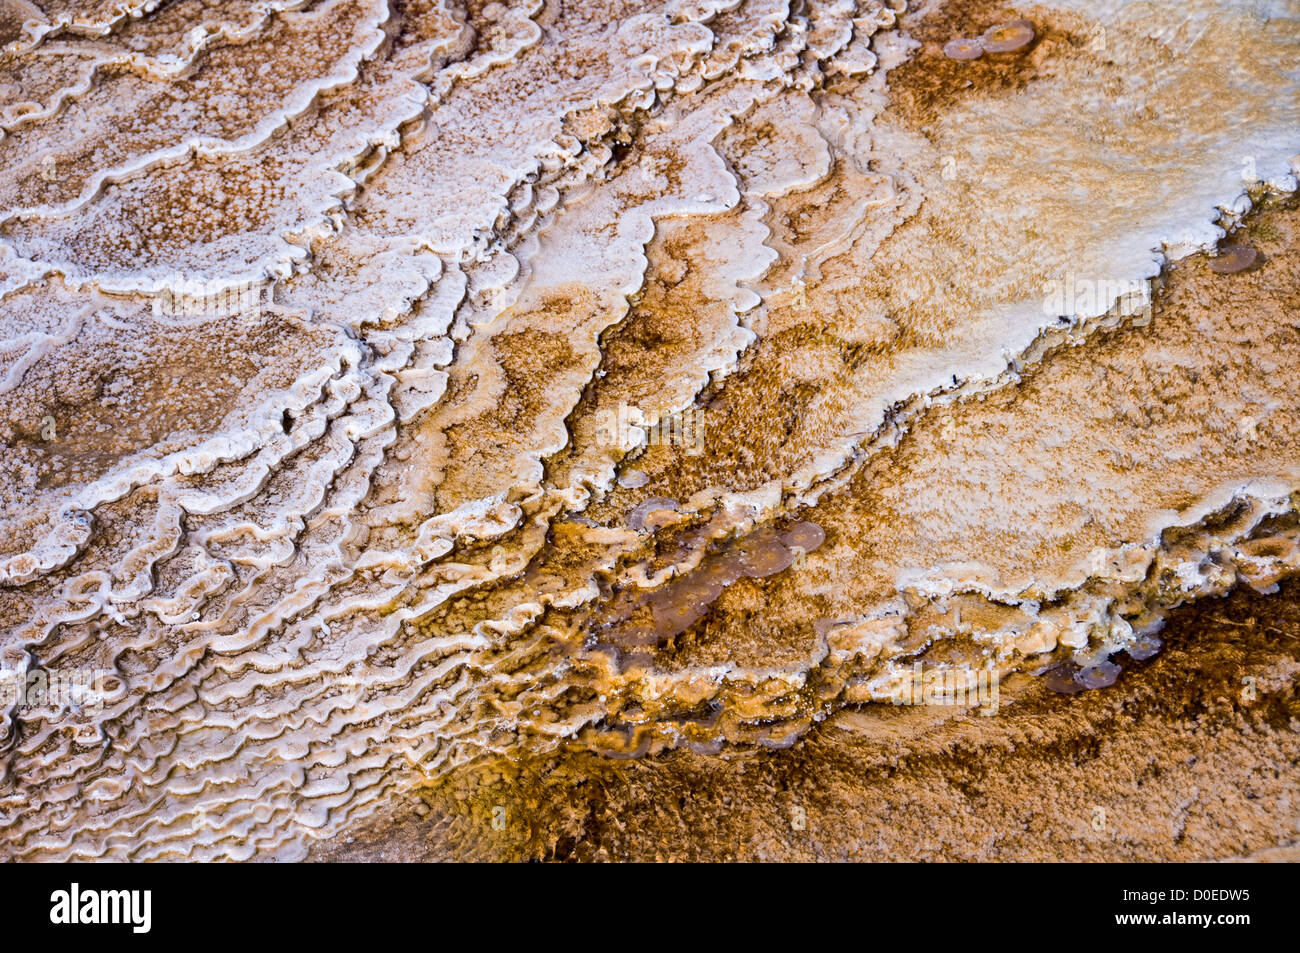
[0,0,1297,860]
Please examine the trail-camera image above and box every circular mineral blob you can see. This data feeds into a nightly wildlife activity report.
[737,534,795,577]
[699,555,745,587]
[651,594,708,637]
[1043,664,1085,695]
[1076,659,1122,690]
[780,521,825,552]
[981,19,1035,53]
[943,37,984,60]
[1125,633,1164,661]
[1207,244,1259,274]
[617,468,650,489]
[676,577,724,605]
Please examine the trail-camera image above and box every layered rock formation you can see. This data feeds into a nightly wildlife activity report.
[0,0,1297,860]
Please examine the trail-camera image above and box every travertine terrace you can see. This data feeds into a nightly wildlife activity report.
[1,0,1298,860]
